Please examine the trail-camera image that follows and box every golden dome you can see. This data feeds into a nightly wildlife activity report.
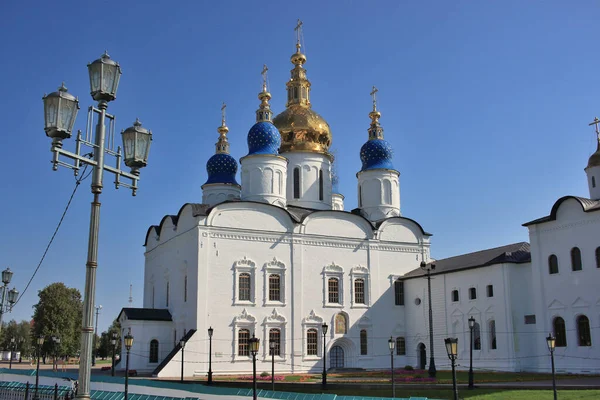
[273,104,331,153]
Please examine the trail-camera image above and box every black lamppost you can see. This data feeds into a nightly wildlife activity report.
[52,336,61,372]
[546,333,558,400]
[388,337,395,398]
[179,338,185,383]
[207,326,213,385]
[444,338,459,400]
[420,261,437,378]
[92,305,102,366]
[34,335,45,400]
[124,330,134,400]
[269,341,275,392]
[111,332,118,377]
[468,316,475,389]
[249,334,260,400]
[322,323,328,388]
[8,337,15,369]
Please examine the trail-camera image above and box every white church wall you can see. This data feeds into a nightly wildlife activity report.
[586,165,600,200]
[117,320,174,373]
[357,169,401,221]
[284,152,332,210]
[240,154,288,207]
[206,202,294,233]
[378,219,422,244]
[301,212,373,239]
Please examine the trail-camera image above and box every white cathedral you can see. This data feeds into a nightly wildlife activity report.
[118,28,600,378]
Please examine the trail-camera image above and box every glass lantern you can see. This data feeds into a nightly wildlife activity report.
[42,83,80,142]
[7,288,18,305]
[1,268,13,285]
[121,119,152,171]
[87,51,122,102]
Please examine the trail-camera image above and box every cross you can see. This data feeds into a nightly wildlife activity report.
[294,19,303,47]
[261,64,269,91]
[589,117,600,140]
[370,86,378,111]
[221,102,227,126]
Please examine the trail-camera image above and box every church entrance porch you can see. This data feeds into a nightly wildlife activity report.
[330,345,344,368]
[418,343,426,369]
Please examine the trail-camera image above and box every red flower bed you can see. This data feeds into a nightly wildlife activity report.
[239,375,286,381]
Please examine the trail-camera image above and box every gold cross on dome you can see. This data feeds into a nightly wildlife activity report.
[370,86,379,111]
[295,19,303,47]
[589,117,600,139]
[261,64,269,91]
[221,102,227,126]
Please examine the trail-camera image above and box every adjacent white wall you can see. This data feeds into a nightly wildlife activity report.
[240,155,288,207]
[357,169,400,221]
[283,152,332,210]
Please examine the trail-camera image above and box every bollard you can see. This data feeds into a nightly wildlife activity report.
[24,382,30,400]
[54,383,59,400]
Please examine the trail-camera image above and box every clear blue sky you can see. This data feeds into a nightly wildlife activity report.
[1,1,599,333]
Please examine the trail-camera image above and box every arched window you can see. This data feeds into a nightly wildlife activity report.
[571,247,582,271]
[360,329,368,355]
[152,286,155,308]
[394,280,404,305]
[354,278,365,304]
[473,322,481,350]
[359,185,362,207]
[238,329,250,356]
[166,281,170,307]
[293,167,300,199]
[269,274,281,301]
[239,273,251,301]
[489,320,497,350]
[577,315,591,346]
[307,328,318,355]
[596,247,600,269]
[396,337,406,355]
[593,176,596,188]
[149,339,159,363]
[319,169,324,201]
[269,328,281,356]
[184,275,187,302]
[553,317,567,347]
[328,278,339,304]
[469,287,477,300]
[451,290,459,302]
[548,254,559,274]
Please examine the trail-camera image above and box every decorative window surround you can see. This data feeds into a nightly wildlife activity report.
[263,258,287,307]
[301,310,324,361]
[262,308,287,360]
[323,263,344,308]
[350,265,370,308]
[357,316,373,360]
[233,309,256,362]
[233,257,256,306]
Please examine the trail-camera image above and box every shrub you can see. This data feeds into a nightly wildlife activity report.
[404,365,414,371]
[260,371,270,377]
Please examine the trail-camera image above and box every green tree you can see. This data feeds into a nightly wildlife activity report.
[98,318,121,359]
[0,320,32,357]
[32,282,82,358]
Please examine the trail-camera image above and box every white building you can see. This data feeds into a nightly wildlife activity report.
[118,29,600,377]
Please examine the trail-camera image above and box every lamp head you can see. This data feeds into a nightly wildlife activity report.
[468,316,475,329]
[121,118,152,172]
[7,288,18,304]
[546,333,556,352]
[42,83,79,144]
[249,334,260,354]
[124,330,134,351]
[322,323,328,335]
[444,337,458,360]
[1,268,13,285]
[208,326,214,338]
[388,336,395,351]
[37,335,45,346]
[87,51,122,102]
[180,339,185,349]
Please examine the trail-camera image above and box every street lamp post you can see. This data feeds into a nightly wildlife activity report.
[110,332,117,377]
[0,268,18,332]
[53,336,61,372]
[444,338,459,400]
[388,337,395,398]
[207,327,213,385]
[124,330,134,400]
[546,333,558,400]
[9,337,15,370]
[468,316,475,389]
[179,339,185,383]
[269,341,275,392]
[322,323,328,388]
[42,52,152,400]
[92,305,102,366]
[249,334,260,400]
[420,261,437,378]
[34,335,45,400]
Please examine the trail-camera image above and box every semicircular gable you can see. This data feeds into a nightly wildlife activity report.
[302,212,373,239]
[205,202,295,233]
[378,218,426,243]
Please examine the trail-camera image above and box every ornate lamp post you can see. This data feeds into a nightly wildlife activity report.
[420,261,436,378]
[92,305,102,366]
[249,334,260,400]
[322,322,328,388]
[444,338,459,400]
[207,326,213,384]
[179,338,185,383]
[546,333,558,400]
[269,341,275,392]
[52,336,61,372]
[110,332,118,377]
[124,330,134,400]
[0,268,18,332]
[9,337,15,369]
[34,335,45,400]
[42,52,152,400]
[388,337,395,398]
[468,316,475,389]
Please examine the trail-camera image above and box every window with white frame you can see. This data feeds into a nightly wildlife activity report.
[233,308,256,360]
[307,329,318,355]
[262,308,286,359]
[350,266,369,307]
[302,310,324,359]
[323,263,344,307]
[233,257,256,305]
[269,328,281,356]
[396,337,406,355]
[263,258,286,306]
[357,317,372,357]
[238,329,250,356]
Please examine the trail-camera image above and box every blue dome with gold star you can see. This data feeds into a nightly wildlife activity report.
[205,153,239,185]
[360,139,394,171]
[247,121,281,155]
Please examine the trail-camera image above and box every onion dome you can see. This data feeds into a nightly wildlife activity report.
[273,20,332,155]
[205,104,239,185]
[360,87,395,171]
[247,65,281,155]
[588,143,600,168]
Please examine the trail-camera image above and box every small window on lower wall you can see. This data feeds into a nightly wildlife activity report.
[360,330,368,355]
[524,315,536,324]
[396,337,406,355]
[486,285,494,297]
[451,290,459,302]
[469,287,477,300]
